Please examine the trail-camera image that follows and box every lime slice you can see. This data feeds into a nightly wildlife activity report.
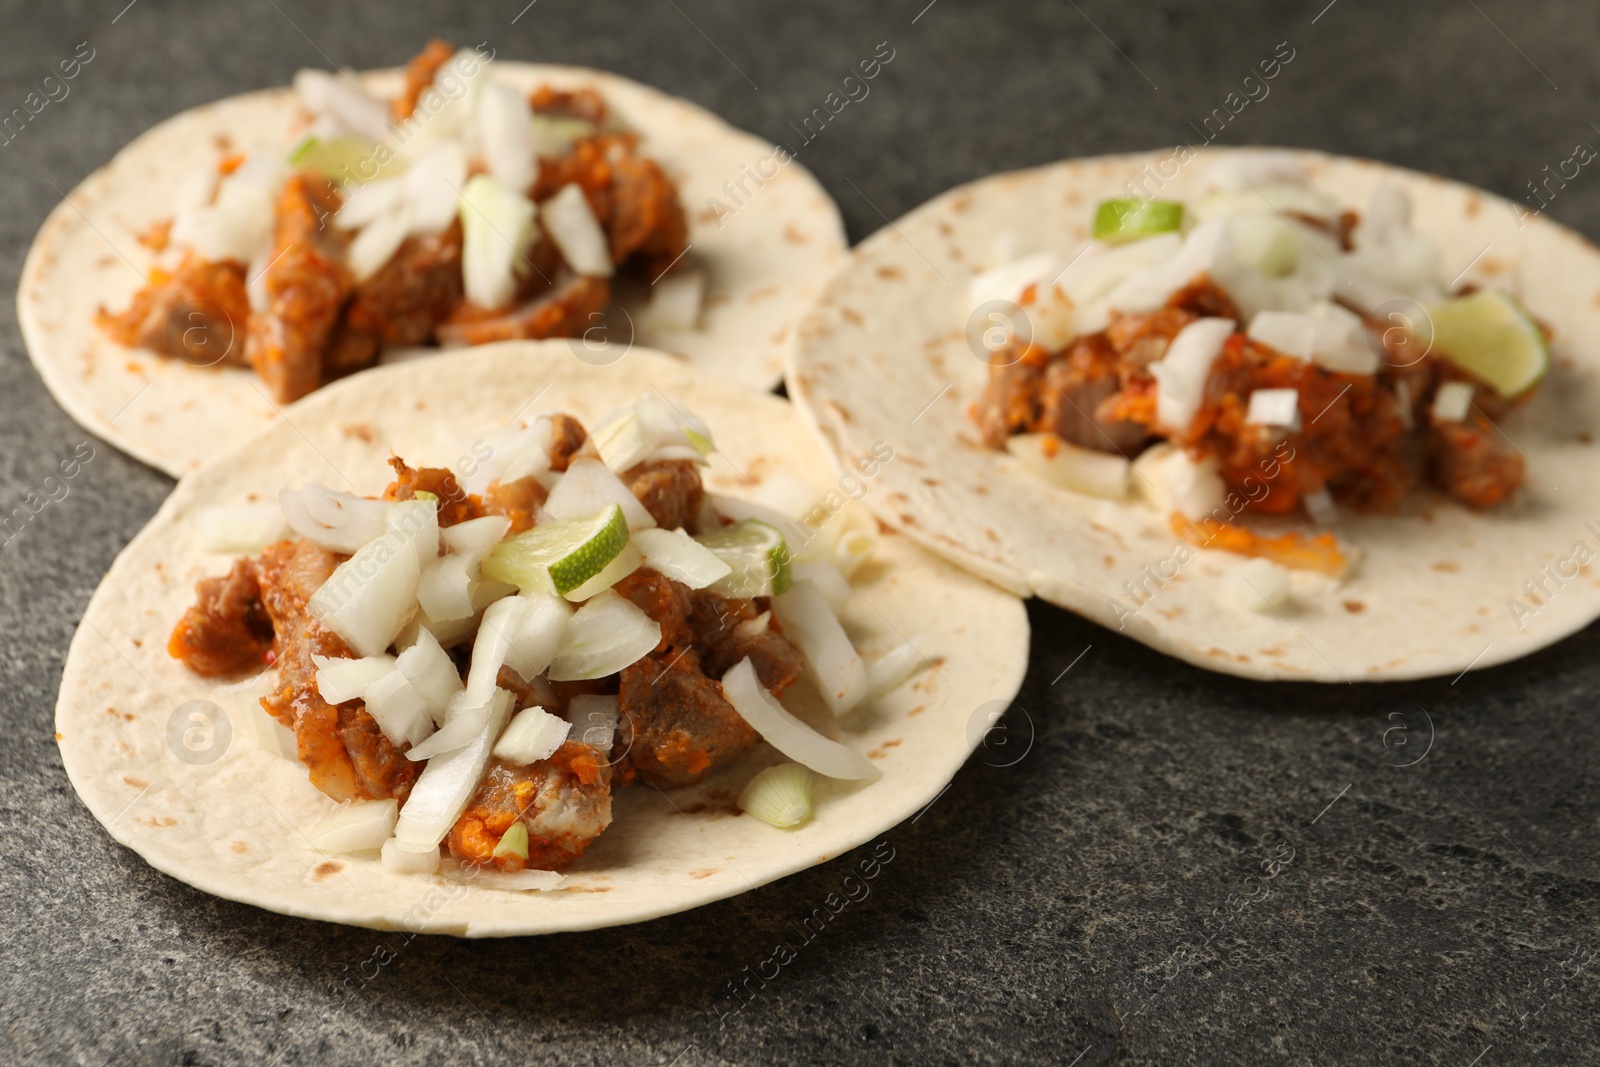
[482,504,629,596]
[697,520,792,598]
[1092,198,1185,244]
[1426,289,1548,397]
[288,135,398,182]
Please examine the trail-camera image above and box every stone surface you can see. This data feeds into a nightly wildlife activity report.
[3,1,1599,1064]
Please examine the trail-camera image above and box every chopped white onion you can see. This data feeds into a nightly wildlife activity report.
[243,700,298,760]
[541,183,613,277]
[791,562,855,611]
[721,658,879,780]
[279,485,391,553]
[865,642,928,702]
[1151,317,1235,432]
[631,527,732,589]
[1432,381,1474,423]
[1004,433,1131,499]
[406,688,508,762]
[770,580,868,717]
[504,593,573,680]
[403,144,468,237]
[381,836,441,874]
[548,589,661,681]
[363,666,436,747]
[477,81,537,194]
[492,706,571,765]
[442,515,513,553]
[392,689,515,850]
[1132,443,1227,521]
[336,178,405,231]
[313,652,396,705]
[395,627,464,716]
[590,395,714,472]
[292,69,390,140]
[347,207,411,282]
[170,156,284,264]
[307,529,423,658]
[1228,558,1292,613]
[195,504,289,553]
[385,499,441,570]
[1246,303,1378,376]
[1204,152,1310,192]
[459,173,537,310]
[1103,218,1233,315]
[648,268,706,330]
[1245,388,1301,429]
[569,694,619,751]
[544,458,656,530]
[833,527,877,577]
[463,419,553,494]
[464,596,527,707]
[308,799,397,853]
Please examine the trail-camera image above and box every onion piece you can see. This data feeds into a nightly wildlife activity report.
[1150,317,1236,432]
[464,596,529,707]
[1432,381,1474,423]
[502,593,572,680]
[791,562,856,611]
[477,81,537,195]
[1004,433,1131,499]
[443,514,513,554]
[1228,557,1292,613]
[492,706,571,765]
[313,653,396,705]
[1245,388,1301,429]
[382,837,441,874]
[307,530,423,657]
[308,799,397,853]
[336,178,405,231]
[279,485,391,553]
[292,69,389,140]
[363,667,435,747]
[464,420,553,494]
[406,688,508,762]
[393,690,515,851]
[1132,444,1226,521]
[243,700,298,760]
[721,659,879,780]
[195,504,288,553]
[833,527,877,577]
[395,627,464,716]
[403,145,468,237]
[544,458,656,530]
[541,183,613,277]
[1302,487,1340,526]
[1246,303,1378,375]
[865,642,928,702]
[631,527,732,589]
[348,207,411,282]
[568,694,619,751]
[386,499,441,569]
[459,174,537,310]
[648,269,705,329]
[547,590,661,681]
[738,763,814,828]
[770,581,868,717]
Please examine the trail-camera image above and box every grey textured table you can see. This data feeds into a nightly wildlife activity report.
[4,1,1599,1064]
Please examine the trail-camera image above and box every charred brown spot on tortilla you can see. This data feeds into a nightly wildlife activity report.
[1343,600,1366,613]
[311,860,344,880]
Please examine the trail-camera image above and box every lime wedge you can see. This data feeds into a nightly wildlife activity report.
[697,520,792,598]
[1426,289,1548,397]
[482,504,629,596]
[289,135,398,183]
[1092,198,1185,244]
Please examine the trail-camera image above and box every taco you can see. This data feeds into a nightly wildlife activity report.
[54,343,1027,935]
[787,148,1600,681]
[20,41,844,476]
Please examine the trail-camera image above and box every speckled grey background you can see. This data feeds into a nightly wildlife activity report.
[3,1,1599,1064]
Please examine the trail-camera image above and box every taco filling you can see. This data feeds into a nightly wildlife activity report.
[169,396,900,886]
[970,158,1545,574]
[98,40,691,403]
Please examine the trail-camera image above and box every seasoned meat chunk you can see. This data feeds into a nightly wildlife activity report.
[1429,416,1524,509]
[529,85,608,125]
[393,39,455,121]
[1039,336,1149,453]
[617,648,758,787]
[974,350,1045,448]
[436,275,612,347]
[479,477,547,535]
[607,152,689,280]
[688,588,803,694]
[545,412,588,472]
[168,558,273,675]
[382,456,480,526]
[448,745,613,871]
[245,173,352,402]
[252,539,416,802]
[613,568,693,652]
[329,221,465,376]
[97,253,252,367]
[621,458,704,530]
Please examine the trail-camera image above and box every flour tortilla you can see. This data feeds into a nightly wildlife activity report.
[786,148,1600,682]
[54,342,1028,936]
[19,62,844,477]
